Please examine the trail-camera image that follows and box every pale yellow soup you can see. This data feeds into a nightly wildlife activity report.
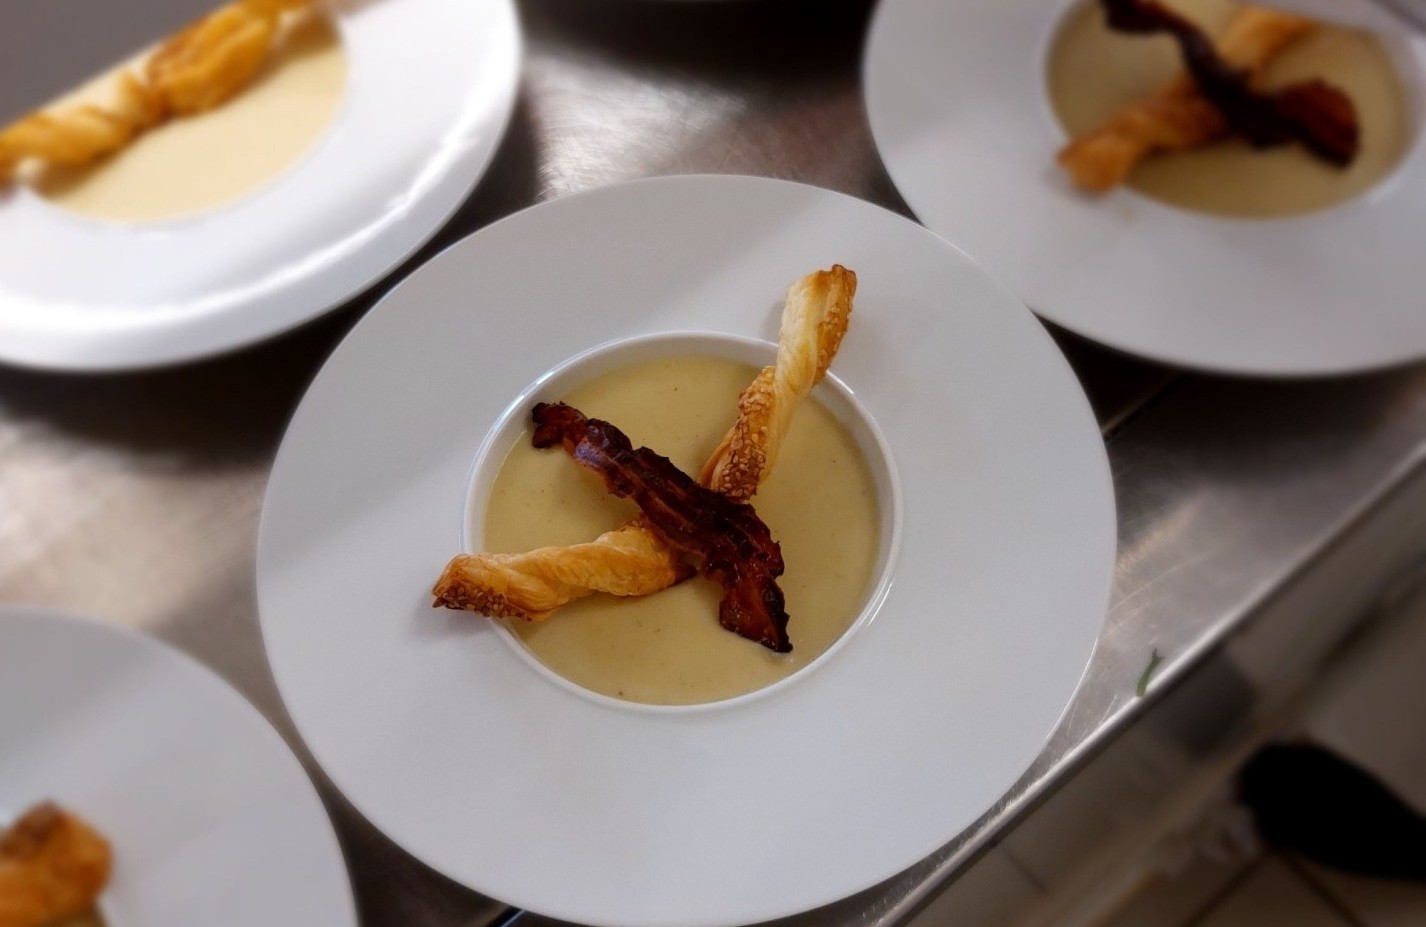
[482,354,881,707]
[28,10,346,223]
[1047,0,1411,217]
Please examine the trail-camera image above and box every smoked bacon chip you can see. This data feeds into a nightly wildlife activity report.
[531,401,792,653]
[1102,0,1360,165]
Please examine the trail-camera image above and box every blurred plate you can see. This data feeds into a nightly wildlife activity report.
[865,0,1426,375]
[0,606,355,927]
[0,0,521,371]
[257,175,1114,927]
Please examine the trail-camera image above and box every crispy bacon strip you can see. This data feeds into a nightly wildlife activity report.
[530,402,792,652]
[1103,0,1358,163]
[431,266,855,627]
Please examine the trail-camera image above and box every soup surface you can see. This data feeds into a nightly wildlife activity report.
[482,353,881,706]
[29,10,346,223]
[1047,0,1410,217]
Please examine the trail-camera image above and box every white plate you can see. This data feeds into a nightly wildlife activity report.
[0,0,521,371]
[256,175,1115,927]
[0,607,356,927]
[864,0,1426,375]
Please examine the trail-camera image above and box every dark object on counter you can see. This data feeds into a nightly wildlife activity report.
[1241,743,1426,881]
[1101,0,1361,165]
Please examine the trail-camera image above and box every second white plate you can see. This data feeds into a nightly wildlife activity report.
[0,607,356,927]
[257,175,1115,927]
[0,0,521,371]
[865,0,1426,375]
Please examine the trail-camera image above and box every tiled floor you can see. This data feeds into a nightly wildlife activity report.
[914,841,1426,927]
[1092,846,1255,927]
[1192,858,1351,927]
[912,583,1426,927]
[1302,587,1426,813]
[1094,852,1426,927]
[1291,857,1426,927]
[910,848,1044,927]
[1093,585,1426,927]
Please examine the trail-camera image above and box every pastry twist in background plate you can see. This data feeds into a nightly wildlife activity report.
[1057,7,1315,192]
[0,75,165,183]
[432,265,856,622]
[148,0,313,115]
[0,803,112,927]
[0,0,312,186]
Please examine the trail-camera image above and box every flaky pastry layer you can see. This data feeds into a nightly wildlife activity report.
[432,265,857,622]
[0,0,312,187]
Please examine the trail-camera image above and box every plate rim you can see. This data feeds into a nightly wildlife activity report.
[256,172,1117,927]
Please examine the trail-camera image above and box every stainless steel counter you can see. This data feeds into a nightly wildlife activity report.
[3,2,1425,926]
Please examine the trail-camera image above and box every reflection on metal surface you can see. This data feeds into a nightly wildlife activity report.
[2,1,1425,926]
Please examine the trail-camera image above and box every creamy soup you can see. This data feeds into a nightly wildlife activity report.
[482,354,881,707]
[1047,0,1411,217]
[28,9,346,223]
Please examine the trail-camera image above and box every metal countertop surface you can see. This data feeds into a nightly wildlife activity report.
[3,1,1425,925]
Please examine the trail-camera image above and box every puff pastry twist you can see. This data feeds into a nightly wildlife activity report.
[0,0,312,186]
[432,265,857,621]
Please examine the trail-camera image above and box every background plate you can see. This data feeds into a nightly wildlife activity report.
[0,607,356,927]
[0,0,521,371]
[865,0,1426,375]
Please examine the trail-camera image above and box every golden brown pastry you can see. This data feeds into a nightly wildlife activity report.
[699,268,853,502]
[0,803,112,927]
[0,75,165,176]
[432,265,857,621]
[1057,7,1316,192]
[434,524,690,621]
[0,0,313,188]
[148,0,313,116]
